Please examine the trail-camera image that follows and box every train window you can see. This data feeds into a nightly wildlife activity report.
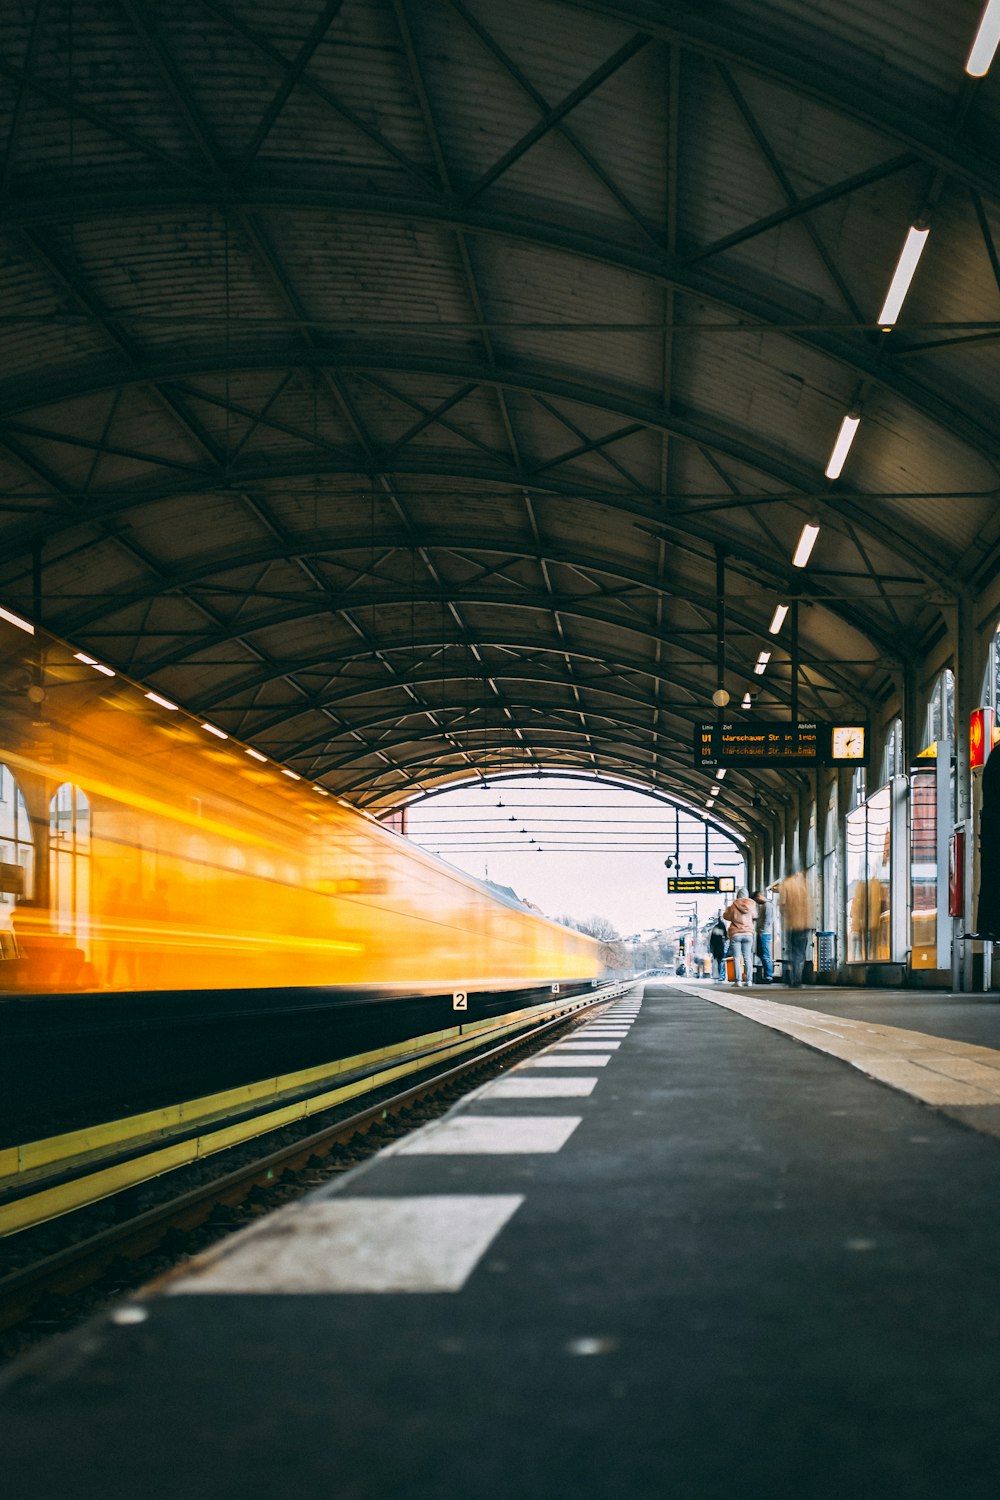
[0,763,34,904]
[50,783,91,947]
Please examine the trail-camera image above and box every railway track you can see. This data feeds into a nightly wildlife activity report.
[0,982,635,1341]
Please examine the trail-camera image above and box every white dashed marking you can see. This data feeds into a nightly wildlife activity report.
[553,1040,621,1051]
[174,1196,525,1294]
[481,1076,599,1098]
[395,1115,582,1154]
[520,1054,611,1068]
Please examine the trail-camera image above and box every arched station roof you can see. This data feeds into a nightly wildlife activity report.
[0,0,997,842]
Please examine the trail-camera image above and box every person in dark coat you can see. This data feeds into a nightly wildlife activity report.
[708,914,728,981]
[977,744,1000,938]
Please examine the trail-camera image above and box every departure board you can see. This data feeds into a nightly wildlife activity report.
[694,721,866,768]
[667,876,736,894]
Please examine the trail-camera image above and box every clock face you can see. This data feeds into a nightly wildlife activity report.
[832,725,865,760]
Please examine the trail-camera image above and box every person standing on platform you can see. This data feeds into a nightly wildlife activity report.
[780,871,814,986]
[753,888,775,983]
[708,912,728,981]
[723,887,757,987]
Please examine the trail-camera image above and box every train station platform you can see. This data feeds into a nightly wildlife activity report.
[5,980,1000,1499]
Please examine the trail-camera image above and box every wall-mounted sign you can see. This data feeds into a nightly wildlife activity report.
[667,876,736,894]
[694,722,866,768]
[970,708,994,770]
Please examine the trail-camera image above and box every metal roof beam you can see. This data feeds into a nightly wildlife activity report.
[0,53,211,184]
[33,499,913,666]
[685,153,919,268]
[195,0,436,187]
[237,0,347,171]
[114,584,873,707]
[371,766,761,839]
[571,2,1000,193]
[210,663,708,741]
[715,61,865,325]
[133,627,868,727]
[0,348,978,590]
[463,32,652,200]
[334,733,749,822]
[0,0,49,199]
[5,190,996,469]
[447,0,662,247]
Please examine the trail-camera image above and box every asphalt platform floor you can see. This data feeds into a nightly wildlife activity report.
[4,980,1000,1499]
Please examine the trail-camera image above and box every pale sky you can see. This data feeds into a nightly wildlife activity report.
[405,774,748,936]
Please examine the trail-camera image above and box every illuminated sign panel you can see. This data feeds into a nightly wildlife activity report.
[667,876,736,894]
[694,722,866,768]
[970,708,994,770]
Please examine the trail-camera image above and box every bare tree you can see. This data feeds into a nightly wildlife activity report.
[577,913,620,942]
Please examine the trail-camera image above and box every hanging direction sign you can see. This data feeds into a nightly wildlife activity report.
[667,876,736,894]
[694,722,866,768]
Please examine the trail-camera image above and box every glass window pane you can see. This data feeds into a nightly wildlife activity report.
[75,789,91,851]
[846,806,868,962]
[910,766,937,967]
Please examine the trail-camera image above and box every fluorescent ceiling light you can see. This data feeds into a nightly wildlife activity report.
[754,651,771,676]
[768,604,789,635]
[877,226,930,328]
[715,768,727,780]
[792,522,820,568]
[146,691,178,710]
[246,748,267,762]
[74,651,115,676]
[282,768,302,780]
[742,692,752,709]
[201,722,228,739]
[0,605,34,634]
[966,0,1000,75]
[312,786,330,796]
[825,413,861,479]
[704,798,714,809]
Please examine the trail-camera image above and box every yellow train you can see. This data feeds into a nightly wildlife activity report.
[0,616,599,994]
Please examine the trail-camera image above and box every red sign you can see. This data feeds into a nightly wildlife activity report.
[970,708,993,770]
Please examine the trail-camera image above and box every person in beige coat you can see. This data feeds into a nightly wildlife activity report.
[723,886,757,986]
[780,871,814,986]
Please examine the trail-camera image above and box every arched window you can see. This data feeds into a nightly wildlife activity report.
[925,668,955,748]
[50,783,91,946]
[982,622,1000,714]
[880,718,903,783]
[0,763,35,912]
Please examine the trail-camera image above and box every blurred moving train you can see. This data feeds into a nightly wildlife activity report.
[0,615,599,994]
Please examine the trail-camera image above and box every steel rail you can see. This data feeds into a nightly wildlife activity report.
[1,991,606,1236]
[0,982,636,1333]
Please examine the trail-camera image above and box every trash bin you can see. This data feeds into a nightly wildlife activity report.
[815,931,837,973]
[725,953,736,982]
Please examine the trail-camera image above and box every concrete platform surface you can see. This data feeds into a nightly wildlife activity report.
[4,982,1000,1500]
[700,975,1000,1051]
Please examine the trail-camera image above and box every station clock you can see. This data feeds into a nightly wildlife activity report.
[831,725,866,761]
